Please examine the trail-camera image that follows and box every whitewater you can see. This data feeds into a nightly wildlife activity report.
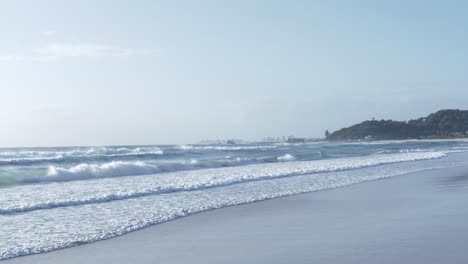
[2,140,468,260]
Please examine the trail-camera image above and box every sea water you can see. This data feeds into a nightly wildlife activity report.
[1,140,468,259]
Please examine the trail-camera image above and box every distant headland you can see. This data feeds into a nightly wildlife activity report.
[327,109,468,141]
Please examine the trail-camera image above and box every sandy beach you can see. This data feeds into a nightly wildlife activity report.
[4,164,468,264]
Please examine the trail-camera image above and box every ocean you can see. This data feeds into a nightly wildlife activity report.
[1,140,468,259]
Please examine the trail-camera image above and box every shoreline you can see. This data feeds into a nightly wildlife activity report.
[4,165,468,263]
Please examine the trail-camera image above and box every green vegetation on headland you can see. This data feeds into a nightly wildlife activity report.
[327,109,468,141]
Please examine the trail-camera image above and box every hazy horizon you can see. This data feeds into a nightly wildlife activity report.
[1,109,466,149]
[2,1,468,147]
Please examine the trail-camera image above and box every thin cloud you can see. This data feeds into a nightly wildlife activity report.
[35,43,151,58]
[0,54,25,61]
[0,42,158,61]
[42,30,57,37]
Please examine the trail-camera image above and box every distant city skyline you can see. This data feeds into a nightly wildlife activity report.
[1,1,468,147]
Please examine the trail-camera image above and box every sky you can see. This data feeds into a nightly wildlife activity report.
[1,0,468,147]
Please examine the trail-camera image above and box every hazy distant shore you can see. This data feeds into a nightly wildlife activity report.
[5,164,468,264]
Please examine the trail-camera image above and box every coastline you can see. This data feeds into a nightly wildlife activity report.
[4,165,468,263]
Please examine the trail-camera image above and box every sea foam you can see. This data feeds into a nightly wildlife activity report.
[2,141,468,260]
[46,161,161,181]
[0,147,164,165]
[0,152,463,261]
[0,151,446,214]
[277,153,296,161]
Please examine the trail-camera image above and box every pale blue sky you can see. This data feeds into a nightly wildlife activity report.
[1,0,468,147]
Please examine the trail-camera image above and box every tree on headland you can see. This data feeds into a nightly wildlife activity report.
[327,109,468,141]
[325,130,330,139]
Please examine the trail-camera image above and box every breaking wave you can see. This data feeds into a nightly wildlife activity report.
[0,147,164,165]
[0,151,447,214]
[2,140,468,260]
[176,145,277,151]
[46,161,161,181]
[277,153,296,162]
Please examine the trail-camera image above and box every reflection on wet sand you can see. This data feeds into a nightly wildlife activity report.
[436,173,468,190]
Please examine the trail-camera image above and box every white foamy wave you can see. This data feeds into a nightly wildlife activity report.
[176,145,193,150]
[46,161,161,181]
[101,151,164,157]
[0,151,447,214]
[79,147,164,157]
[177,145,277,151]
[0,156,64,164]
[443,146,468,154]
[0,151,62,161]
[0,147,164,165]
[1,152,462,260]
[277,154,296,162]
